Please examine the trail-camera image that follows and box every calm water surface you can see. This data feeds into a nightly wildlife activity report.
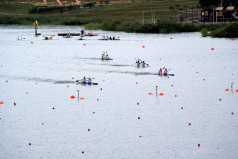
[0,25,238,159]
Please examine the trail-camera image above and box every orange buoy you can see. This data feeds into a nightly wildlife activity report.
[211,47,214,50]
[80,97,84,100]
[159,93,164,96]
[0,102,4,104]
[148,93,152,95]
[225,89,229,91]
[71,95,75,99]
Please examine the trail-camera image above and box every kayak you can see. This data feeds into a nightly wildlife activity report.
[98,39,120,40]
[63,36,72,38]
[85,34,98,36]
[157,74,174,76]
[75,80,98,85]
[100,58,113,60]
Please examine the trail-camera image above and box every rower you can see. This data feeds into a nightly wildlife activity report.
[141,61,146,67]
[136,59,141,68]
[101,53,105,59]
[164,68,168,75]
[82,76,87,84]
[87,77,92,84]
[45,36,49,40]
[105,54,109,59]
[158,68,162,75]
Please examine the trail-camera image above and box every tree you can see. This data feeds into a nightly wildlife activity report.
[104,0,110,5]
[199,0,220,7]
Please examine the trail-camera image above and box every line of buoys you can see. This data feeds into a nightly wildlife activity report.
[80,97,84,100]
[225,89,229,91]
[71,95,75,99]
[159,93,164,96]
[148,93,152,95]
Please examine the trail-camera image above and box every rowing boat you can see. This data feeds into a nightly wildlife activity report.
[100,58,113,60]
[156,74,174,76]
[98,39,120,40]
[75,80,98,85]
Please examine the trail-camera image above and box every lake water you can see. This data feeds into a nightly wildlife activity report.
[0,25,238,159]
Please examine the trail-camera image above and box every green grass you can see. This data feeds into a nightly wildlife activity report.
[0,3,30,14]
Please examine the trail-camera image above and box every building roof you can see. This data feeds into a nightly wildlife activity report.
[227,6,235,10]
[216,7,223,11]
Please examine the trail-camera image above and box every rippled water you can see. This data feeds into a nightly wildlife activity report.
[0,25,238,159]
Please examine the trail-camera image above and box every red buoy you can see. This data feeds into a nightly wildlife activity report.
[42,123,44,125]
[6,80,8,82]
[225,89,229,91]
[231,38,234,41]
[31,42,33,44]
[175,94,177,97]
[29,143,31,145]
[117,36,120,38]
[88,129,90,131]
[93,112,95,114]
[72,77,74,79]
[211,47,214,50]
[181,107,183,109]
[189,123,191,126]
[0,102,4,104]
[100,88,102,90]
[14,102,16,106]
[159,93,164,96]
[170,37,173,40]
[231,112,234,115]
[139,136,142,138]
[148,93,152,95]
[136,82,138,84]
[97,99,99,101]
[171,85,173,87]
[83,44,86,46]
[138,117,140,119]
[236,90,238,92]
[137,102,139,105]
[82,151,84,154]
[203,79,205,81]
[80,97,84,100]
[198,143,200,147]
[219,98,222,101]
[142,45,145,48]
[71,95,75,99]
